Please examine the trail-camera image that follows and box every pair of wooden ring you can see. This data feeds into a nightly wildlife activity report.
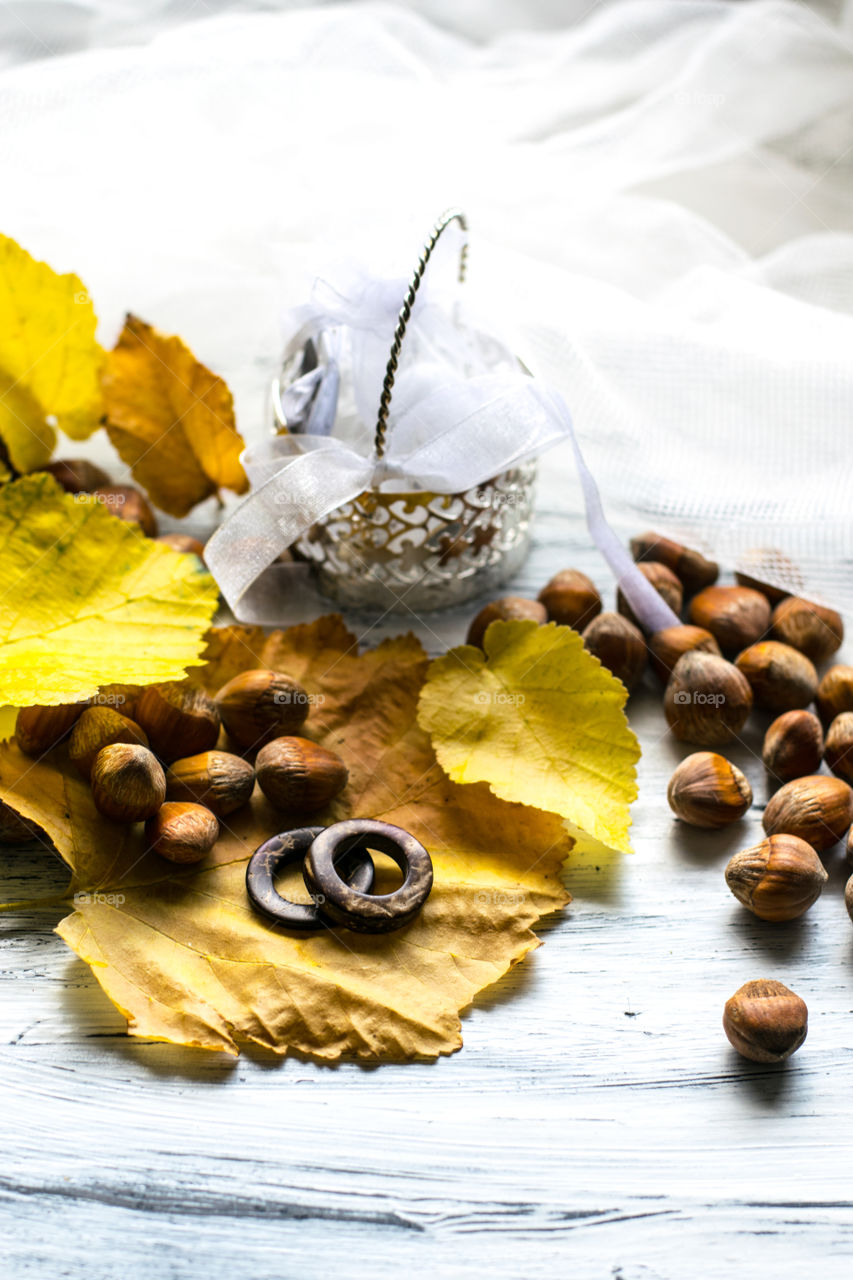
[246,819,433,935]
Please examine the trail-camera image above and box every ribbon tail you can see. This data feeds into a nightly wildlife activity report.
[204,447,372,620]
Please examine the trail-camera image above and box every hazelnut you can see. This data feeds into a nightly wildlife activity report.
[215,669,310,752]
[733,641,817,713]
[688,586,771,654]
[166,750,255,816]
[762,710,824,783]
[762,774,853,852]
[144,801,219,864]
[725,834,827,921]
[771,596,843,664]
[0,802,44,845]
[663,651,753,746]
[91,484,158,536]
[823,712,853,786]
[68,706,149,778]
[95,684,143,721]
[667,751,752,828]
[467,596,547,648]
[581,611,647,691]
[734,547,803,605]
[255,737,348,812]
[134,682,221,763]
[43,457,111,494]
[537,569,601,630]
[90,743,166,822]
[648,624,721,683]
[816,664,853,726]
[630,530,718,593]
[734,573,789,606]
[15,702,86,756]
[155,533,206,558]
[617,562,683,632]
[723,979,808,1063]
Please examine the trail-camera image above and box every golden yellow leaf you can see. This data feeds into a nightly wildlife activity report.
[418,620,641,856]
[0,473,219,705]
[0,234,103,471]
[102,314,248,517]
[0,617,571,1060]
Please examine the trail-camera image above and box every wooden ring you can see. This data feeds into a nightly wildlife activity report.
[303,818,433,934]
[246,826,375,933]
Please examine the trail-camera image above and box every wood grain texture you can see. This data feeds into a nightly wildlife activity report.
[3,450,853,1278]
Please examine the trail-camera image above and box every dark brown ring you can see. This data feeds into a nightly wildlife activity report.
[246,826,375,933]
[303,818,433,934]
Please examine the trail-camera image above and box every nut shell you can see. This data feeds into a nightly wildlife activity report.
[581,611,647,691]
[823,713,853,787]
[816,664,853,726]
[663,651,753,746]
[145,801,219,864]
[15,702,86,756]
[733,641,817,713]
[630,531,718,593]
[762,710,824,783]
[667,752,752,828]
[771,596,843,664]
[215,669,310,752]
[166,750,255,816]
[155,533,206,557]
[648,625,721,683]
[467,597,546,648]
[688,586,771,654]
[723,979,808,1063]
[255,737,348,813]
[617,562,683,632]
[537,569,601,630]
[91,484,158,536]
[762,774,853,851]
[725,834,827,921]
[68,706,149,778]
[134,682,221,762]
[43,457,111,494]
[91,743,166,822]
[846,873,853,924]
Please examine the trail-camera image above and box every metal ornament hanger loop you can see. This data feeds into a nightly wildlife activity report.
[246,826,375,933]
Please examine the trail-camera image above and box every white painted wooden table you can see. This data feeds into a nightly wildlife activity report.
[3,454,852,1279]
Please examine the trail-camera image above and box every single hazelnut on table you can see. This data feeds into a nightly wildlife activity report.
[762,774,853,852]
[723,979,808,1064]
[134,682,221,763]
[629,530,718,594]
[90,484,158,537]
[816,664,853,726]
[145,801,219,864]
[466,596,547,648]
[537,569,601,630]
[616,562,683,632]
[725,834,827,921]
[688,585,771,654]
[68,706,149,778]
[166,750,255,816]
[255,737,348,812]
[43,457,111,494]
[214,669,310,752]
[762,710,824,783]
[581,611,647,691]
[823,712,853,787]
[771,596,843,665]
[90,743,166,822]
[733,641,817,713]
[15,702,86,756]
[667,751,752,828]
[648,624,721,683]
[155,533,206,558]
[663,651,753,746]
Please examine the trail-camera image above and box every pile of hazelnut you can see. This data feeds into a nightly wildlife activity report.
[468,531,853,1065]
[8,671,348,864]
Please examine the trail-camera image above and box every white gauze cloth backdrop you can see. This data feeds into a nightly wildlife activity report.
[1,0,852,608]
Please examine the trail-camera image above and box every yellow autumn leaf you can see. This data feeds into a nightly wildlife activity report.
[0,233,103,472]
[418,619,641,856]
[0,473,219,705]
[102,314,248,517]
[0,618,571,1060]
